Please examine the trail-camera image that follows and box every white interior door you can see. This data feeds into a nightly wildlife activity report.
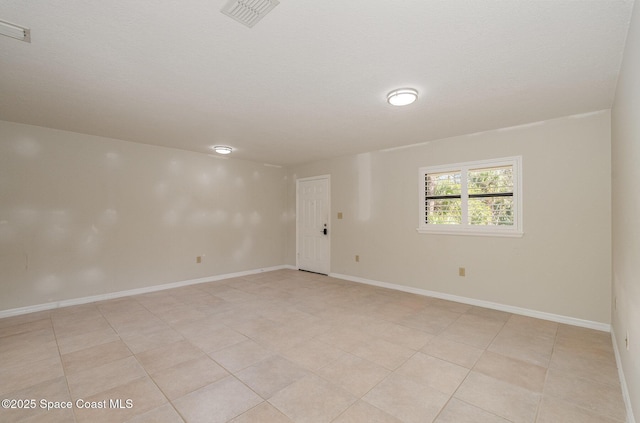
[297,176,330,275]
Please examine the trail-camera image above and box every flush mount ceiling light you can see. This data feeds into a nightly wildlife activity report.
[387,88,418,106]
[0,19,30,43]
[212,145,233,155]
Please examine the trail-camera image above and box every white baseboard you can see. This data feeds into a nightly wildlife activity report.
[0,265,296,319]
[611,330,637,423]
[329,272,611,332]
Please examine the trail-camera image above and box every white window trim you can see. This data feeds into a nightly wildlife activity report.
[417,156,523,237]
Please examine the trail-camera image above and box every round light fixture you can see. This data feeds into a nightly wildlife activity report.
[387,88,418,106]
[212,145,232,155]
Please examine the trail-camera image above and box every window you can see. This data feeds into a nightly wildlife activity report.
[418,156,522,236]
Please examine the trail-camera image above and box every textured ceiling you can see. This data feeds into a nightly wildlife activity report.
[0,1,634,166]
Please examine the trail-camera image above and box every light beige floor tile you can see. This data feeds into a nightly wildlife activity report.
[281,339,344,371]
[110,314,171,338]
[269,374,357,423]
[422,337,484,368]
[0,318,52,339]
[208,339,275,373]
[124,403,185,423]
[121,327,185,354]
[66,356,146,399]
[263,308,317,325]
[62,339,132,375]
[281,315,333,339]
[236,356,309,399]
[135,340,204,374]
[97,297,146,315]
[171,316,227,338]
[332,400,403,423]
[214,303,271,325]
[19,408,75,423]
[557,337,616,359]
[135,292,183,313]
[155,305,207,326]
[363,320,434,350]
[101,308,159,327]
[367,303,415,323]
[1,326,55,347]
[363,372,449,423]
[251,326,317,353]
[0,355,64,396]
[73,376,167,423]
[53,315,113,339]
[315,326,376,352]
[0,311,51,329]
[209,287,258,303]
[473,351,547,392]
[555,323,612,347]
[505,315,558,337]
[536,396,625,423]
[454,371,540,423]
[397,309,460,335]
[0,270,629,423]
[395,352,469,395]
[427,298,473,314]
[465,306,512,323]
[1,326,56,345]
[316,353,390,397]
[230,402,293,423]
[151,356,229,400]
[173,376,262,423]
[56,327,121,355]
[434,398,511,423]
[184,325,247,353]
[543,368,626,422]
[49,304,97,320]
[438,314,505,349]
[488,328,555,368]
[349,338,415,370]
[549,348,620,387]
[1,332,60,369]
[225,316,281,339]
[0,376,71,423]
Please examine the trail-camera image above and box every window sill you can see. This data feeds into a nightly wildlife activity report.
[416,227,524,238]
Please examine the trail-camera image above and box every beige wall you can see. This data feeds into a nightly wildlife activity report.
[0,121,288,311]
[288,111,612,324]
[612,0,640,419]
[1,112,613,327]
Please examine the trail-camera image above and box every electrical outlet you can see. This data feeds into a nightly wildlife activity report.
[196,256,202,264]
[355,255,360,262]
[459,267,465,277]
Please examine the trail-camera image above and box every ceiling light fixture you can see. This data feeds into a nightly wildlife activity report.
[212,145,233,155]
[0,19,30,43]
[387,88,418,106]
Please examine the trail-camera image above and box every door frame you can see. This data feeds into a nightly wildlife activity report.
[296,174,331,274]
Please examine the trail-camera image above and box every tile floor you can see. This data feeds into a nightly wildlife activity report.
[0,269,627,423]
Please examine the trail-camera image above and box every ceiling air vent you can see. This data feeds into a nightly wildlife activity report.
[221,0,280,28]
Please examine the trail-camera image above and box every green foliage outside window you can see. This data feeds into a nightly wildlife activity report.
[426,166,514,226]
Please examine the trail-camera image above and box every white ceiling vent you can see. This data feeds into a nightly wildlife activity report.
[221,0,280,28]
